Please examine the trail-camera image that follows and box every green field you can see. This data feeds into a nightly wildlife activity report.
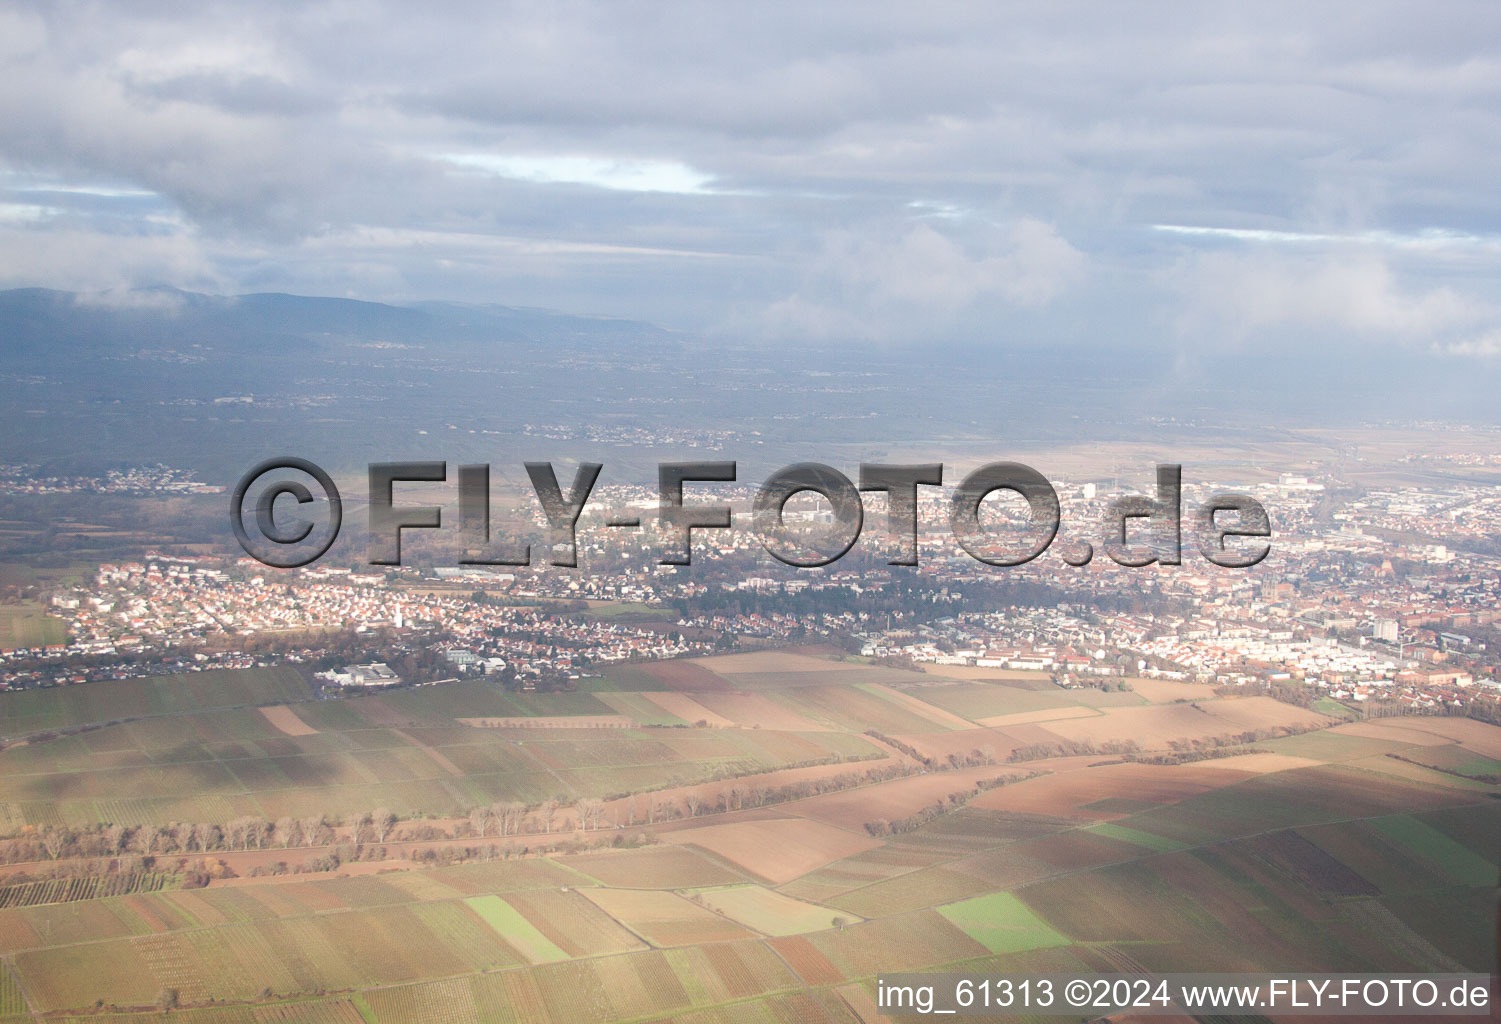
[1083,822,1189,853]
[1367,813,1498,887]
[583,601,665,619]
[0,603,66,649]
[464,895,569,963]
[593,665,671,691]
[1312,696,1357,719]
[937,892,1070,954]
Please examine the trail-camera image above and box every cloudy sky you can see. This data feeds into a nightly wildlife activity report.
[2,1,1500,355]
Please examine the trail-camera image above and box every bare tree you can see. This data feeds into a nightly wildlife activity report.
[372,808,397,843]
[577,798,605,830]
[39,826,66,860]
[540,798,558,833]
[301,815,325,848]
[469,806,491,838]
[276,817,299,848]
[504,801,526,836]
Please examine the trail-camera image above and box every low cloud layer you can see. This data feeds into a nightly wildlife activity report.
[1,1,1498,355]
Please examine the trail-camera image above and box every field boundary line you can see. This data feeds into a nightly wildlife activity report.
[1,953,39,1018]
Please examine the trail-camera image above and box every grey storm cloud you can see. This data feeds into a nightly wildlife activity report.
[1,0,1499,352]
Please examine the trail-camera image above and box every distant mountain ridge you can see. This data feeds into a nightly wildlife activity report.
[0,287,680,361]
[0,287,695,474]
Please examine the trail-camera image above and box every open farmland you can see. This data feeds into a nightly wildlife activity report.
[1334,715,1501,758]
[852,683,974,730]
[634,691,735,727]
[0,666,311,738]
[1183,751,1324,774]
[970,760,1251,819]
[1119,677,1220,702]
[604,659,732,692]
[662,818,882,883]
[915,664,1058,682]
[0,738,1493,1015]
[1032,696,1334,749]
[770,684,966,735]
[0,602,66,649]
[258,704,317,736]
[465,895,569,963]
[0,630,1495,1022]
[1385,743,1501,778]
[687,650,865,676]
[580,887,754,945]
[592,691,689,726]
[885,678,1144,724]
[694,885,854,936]
[787,764,1032,831]
[936,891,1070,953]
[686,691,830,731]
[0,686,884,828]
[458,714,634,728]
[562,845,749,888]
[975,704,1102,728]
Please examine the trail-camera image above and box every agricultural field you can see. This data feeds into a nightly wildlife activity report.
[580,887,754,945]
[0,624,1495,1024]
[0,684,884,828]
[936,891,1070,954]
[603,660,732,692]
[686,650,866,677]
[970,760,1247,820]
[885,679,1130,722]
[591,691,689,726]
[1386,744,1501,778]
[633,691,734,728]
[1033,696,1335,748]
[768,684,964,735]
[562,845,750,889]
[692,885,853,936]
[0,602,66,650]
[0,666,312,737]
[686,691,830,732]
[465,894,569,963]
[663,818,883,884]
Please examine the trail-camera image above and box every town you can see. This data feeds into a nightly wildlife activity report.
[5,470,1497,729]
